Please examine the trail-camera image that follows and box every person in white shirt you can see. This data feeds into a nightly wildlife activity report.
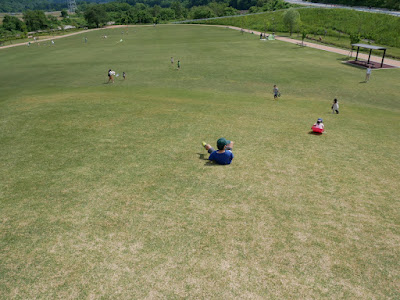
[107,69,115,83]
[332,98,339,114]
[314,118,324,129]
[365,65,372,82]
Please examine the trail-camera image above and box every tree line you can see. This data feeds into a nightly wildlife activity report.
[0,0,115,13]
[0,0,291,13]
[1,0,291,36]
[0,0,244,43]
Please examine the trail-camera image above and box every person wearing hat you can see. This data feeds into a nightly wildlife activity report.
[312,118,325,133]
[314,118,324,129]
[201,138,234,165]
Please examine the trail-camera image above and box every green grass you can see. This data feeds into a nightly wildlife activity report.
[194,8,400,58]
[0,24,399,298]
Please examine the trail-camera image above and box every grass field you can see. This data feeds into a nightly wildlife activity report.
[0,24,399,298]
[194,8,400,59]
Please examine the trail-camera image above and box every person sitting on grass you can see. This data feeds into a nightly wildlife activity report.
[202,138,234,165]
[312,118,325,133]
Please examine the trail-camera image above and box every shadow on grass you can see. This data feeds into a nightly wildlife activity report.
[336,56,351,61]
[204,161,220,166]
[197,153,220,167]
[197,153,207,160]
[308,131,323,135]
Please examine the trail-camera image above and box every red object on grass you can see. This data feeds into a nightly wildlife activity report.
[311,125,324,133]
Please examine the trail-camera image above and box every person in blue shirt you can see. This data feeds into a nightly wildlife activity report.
[202,138,234,165]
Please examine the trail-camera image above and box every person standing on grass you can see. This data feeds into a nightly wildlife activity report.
[171,57,174,65]
[202,138,234,165]
[365,65,372,82]
[273,85,280,100]
[331,98,339,114]
[108,69,115,83]
[177,60,181,70]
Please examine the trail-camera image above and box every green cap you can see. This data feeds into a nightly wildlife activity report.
[217,137,231,150]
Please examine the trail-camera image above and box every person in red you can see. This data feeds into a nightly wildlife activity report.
[311,118,325,133]
[202,138,234,165]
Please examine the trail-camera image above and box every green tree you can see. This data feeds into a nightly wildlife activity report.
[190,6,216,19]
[283,8,300,36]
[47,15,60,29]
[151,5,161,17]
[171,1,184,19]
[61,9,69,18]
[223,6,238,16]
[119,9,136,24]
[84,5,109,28]
[349,32,361,52]
[208,2,229,17]
[23,10,48,31]
[159,8,175,21]
[301,27,307,46]
[136,10,152,23]
[2,15,27,32]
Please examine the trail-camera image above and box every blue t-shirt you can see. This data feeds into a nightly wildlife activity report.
[209,150,234,165]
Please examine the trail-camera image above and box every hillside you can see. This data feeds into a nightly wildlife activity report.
[194,8,400,49]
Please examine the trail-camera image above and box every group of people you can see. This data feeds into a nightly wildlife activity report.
[171,57,181,70]
[203,98,340,165]
[311,98,339,133]
[107,69,126,83]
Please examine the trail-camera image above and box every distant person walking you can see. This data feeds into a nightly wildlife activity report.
[108,69,115,83]
[177,60,181,70]
[273,85,280,100]
[365,65,372,82]
[331,98,339,114]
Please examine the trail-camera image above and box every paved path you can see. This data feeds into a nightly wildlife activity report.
[284,0,400,17]
[214,25,400,68]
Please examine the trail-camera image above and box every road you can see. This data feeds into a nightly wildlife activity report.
[284,0,400,17]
